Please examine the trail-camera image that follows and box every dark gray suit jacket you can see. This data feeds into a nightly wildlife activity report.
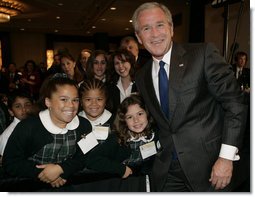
[135,42,247,191]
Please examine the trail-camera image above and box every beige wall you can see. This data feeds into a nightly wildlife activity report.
[10,32,46,68]
[205,0,250,67]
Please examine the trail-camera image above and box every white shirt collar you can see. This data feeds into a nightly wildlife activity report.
[128,131,155,143]
[78,109,112,127]
[152,46,172,77]
[39,109,79,134]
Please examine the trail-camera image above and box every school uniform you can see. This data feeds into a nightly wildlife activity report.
[84,131,160,191]
[2,109,92,179]
[78,109,114,143]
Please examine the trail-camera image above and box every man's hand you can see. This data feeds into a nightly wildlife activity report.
[209,157,233,190]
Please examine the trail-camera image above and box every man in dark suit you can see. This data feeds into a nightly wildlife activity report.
[119,36,151,71]
[232,51,250,92]
[132,2,247,192]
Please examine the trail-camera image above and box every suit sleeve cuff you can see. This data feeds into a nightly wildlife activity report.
[219,144,240,161]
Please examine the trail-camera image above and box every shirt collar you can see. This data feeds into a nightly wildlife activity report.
[128,131,155,143]
[152,45,172,68]
[39,109,79,134]
[152,46,172,78]
[78,109,112,127]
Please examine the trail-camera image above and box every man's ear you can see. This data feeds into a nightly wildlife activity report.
[135,32,143,45]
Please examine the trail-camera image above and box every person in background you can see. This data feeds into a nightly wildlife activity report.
[132,2,247,192]
[0,101,8,135]
[108,49,138,114]
[232,51,250,92]
[5,62,21,92]
[60,52,84,84]
[85,93,160,191]
[0,68,10,96]
[119,36,151,71]
[38,61,48,81]
[46,53,62,76]
[76,49,92,80]
[19,60,41,101]
[78,78,114,143]
[86,50,111,83]
[0,90,33,156]
[2,74,92,188]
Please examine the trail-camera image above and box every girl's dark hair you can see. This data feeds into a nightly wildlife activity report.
[113,93,154,146]
[86,50,110,81]
[37,73,78,109]
[79,78,110,110]
[7,90,33,109]
[60,52,76,62]
[109,49,136,83]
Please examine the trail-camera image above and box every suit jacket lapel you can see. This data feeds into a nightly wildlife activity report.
[168,43,187,125]
[144,60,159,104]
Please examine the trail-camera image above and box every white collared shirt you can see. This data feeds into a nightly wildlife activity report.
[78,109,112,129]
[151,47,172,103]
[39,109,79,135]
[0,117,20,155]
[236,67,243,79]
[116,77,134,103]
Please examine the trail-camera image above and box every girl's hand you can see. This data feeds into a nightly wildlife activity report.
[122,166,133,179]
[36,164,64,183]
[50,177,67,188]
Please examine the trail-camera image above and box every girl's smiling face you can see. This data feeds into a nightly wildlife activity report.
[81,89,106,121]
[125,104,148,133]
[45,84,79,128]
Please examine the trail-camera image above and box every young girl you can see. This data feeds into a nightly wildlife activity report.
[78,78,114,143]
[86,50,110,82]
[85,93,160,191]
[2,74,92,188]
[0,90,33,156]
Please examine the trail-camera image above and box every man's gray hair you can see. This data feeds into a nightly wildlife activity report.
[132,2,173,33]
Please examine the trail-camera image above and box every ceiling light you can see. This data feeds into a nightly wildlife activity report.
[110,7,116,10]
[0,0,24,23]
[0,13,10,22]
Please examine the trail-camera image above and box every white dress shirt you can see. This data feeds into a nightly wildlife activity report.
[0,117,20,155]
[116,77,134,103]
